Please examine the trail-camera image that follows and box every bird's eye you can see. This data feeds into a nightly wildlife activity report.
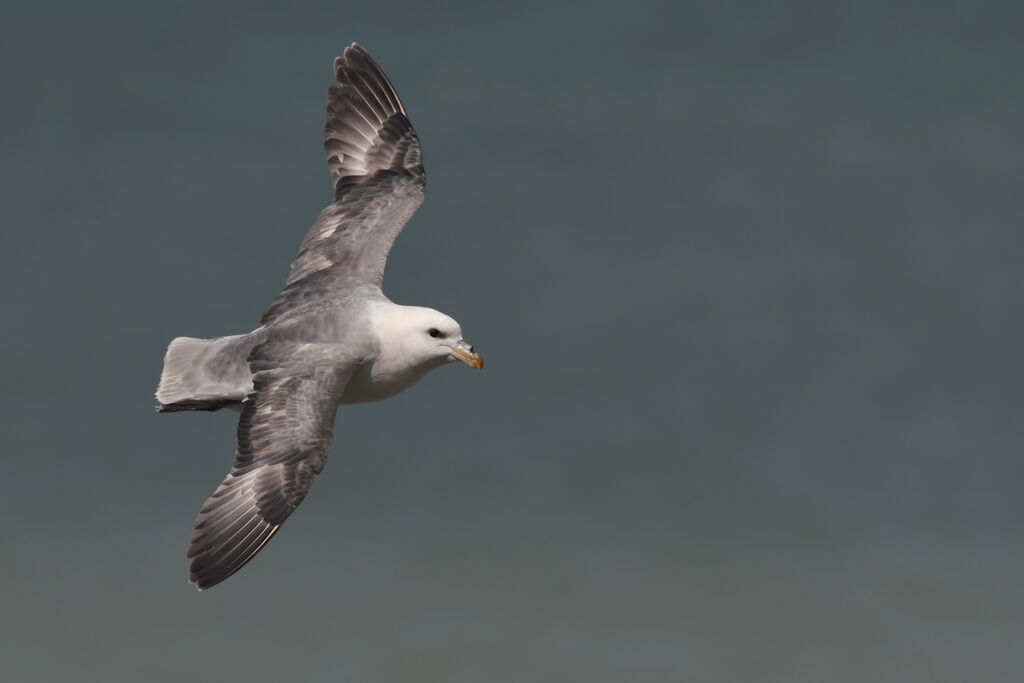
[428,328,441,338]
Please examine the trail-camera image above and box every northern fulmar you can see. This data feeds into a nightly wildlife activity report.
[155,44,483,590]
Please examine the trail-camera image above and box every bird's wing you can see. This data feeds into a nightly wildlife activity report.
[260,43,425,324]
[186,362,355,589]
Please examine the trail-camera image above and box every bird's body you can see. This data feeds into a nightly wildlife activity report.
[156,44,482,590]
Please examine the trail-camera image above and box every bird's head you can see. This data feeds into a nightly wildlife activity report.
[379,305,483,371]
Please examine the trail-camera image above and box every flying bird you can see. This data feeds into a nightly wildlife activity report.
[156,44,483,590]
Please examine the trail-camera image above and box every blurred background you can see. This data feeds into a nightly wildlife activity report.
[2,1,1022,681]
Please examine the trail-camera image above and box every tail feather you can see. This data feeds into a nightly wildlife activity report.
[156,335,253,411]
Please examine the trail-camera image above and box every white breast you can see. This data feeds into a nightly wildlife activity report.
[339,359,432,404]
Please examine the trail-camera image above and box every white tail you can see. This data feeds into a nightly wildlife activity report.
[156,335,253,411]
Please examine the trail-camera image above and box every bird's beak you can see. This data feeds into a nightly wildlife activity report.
[449,340,483,369]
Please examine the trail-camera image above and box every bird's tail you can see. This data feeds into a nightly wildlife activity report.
[156,335,253,412]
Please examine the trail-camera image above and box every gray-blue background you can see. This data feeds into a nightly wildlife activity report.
[2,1,1022,681]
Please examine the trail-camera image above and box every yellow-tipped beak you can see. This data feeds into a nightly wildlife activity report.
[449,340,484,369]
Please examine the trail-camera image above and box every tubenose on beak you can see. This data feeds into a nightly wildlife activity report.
[449,339,483,369]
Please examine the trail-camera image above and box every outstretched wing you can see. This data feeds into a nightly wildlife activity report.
[186,364,354,589]
[260,43,425,324]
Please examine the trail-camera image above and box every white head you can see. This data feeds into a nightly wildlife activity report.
[371,304,483,374]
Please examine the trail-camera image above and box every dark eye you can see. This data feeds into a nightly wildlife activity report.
[428,328,441,338]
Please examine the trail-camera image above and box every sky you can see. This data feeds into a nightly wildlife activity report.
[2,1,1022,681]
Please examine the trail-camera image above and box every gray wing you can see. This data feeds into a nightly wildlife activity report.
[260,43,425,325]
[186,363,354,589]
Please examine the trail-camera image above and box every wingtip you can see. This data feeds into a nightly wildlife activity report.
[185,565,206,591]
[335,42,369,76]
[187,564,222,591]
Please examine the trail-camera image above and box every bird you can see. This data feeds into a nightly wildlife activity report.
[155,43,483,590]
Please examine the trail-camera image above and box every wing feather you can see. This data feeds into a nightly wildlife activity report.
[260,43,425,324]
[186,364,354,589]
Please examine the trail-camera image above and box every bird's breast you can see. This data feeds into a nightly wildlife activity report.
[338,359,432,405]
